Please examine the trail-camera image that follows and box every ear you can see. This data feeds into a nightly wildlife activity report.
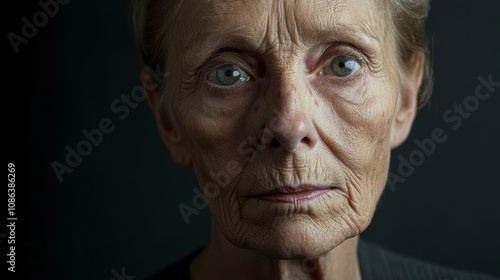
[390,52,425,149]
[141,68,192,167]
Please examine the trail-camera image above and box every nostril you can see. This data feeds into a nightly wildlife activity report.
[262,112,319,152]
[300,137,312,146]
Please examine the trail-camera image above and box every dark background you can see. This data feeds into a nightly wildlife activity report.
[3,0,499,279]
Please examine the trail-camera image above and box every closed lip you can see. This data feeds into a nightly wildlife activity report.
[251,184,337,203]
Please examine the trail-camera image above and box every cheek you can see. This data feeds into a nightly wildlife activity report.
[317,74,396,167]
[316,76,396,214]
[173,88,259,227]
[177,87,253,160]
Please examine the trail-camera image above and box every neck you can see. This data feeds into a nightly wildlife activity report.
[191,224,362,280]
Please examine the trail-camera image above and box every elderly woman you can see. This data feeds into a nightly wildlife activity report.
[130,0,496,279]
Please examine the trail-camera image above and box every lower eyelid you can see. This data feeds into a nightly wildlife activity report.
[204,79,257,97]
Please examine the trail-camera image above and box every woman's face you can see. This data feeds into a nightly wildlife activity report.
[150,0,420,259]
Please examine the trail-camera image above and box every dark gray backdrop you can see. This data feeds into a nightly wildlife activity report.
[3,0,499,279]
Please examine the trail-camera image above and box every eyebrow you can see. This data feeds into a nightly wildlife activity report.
[182,30,263,70]
[181,18,382,71]
[304,23,382,55]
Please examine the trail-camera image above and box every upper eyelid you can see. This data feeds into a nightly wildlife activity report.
[200,45,367,80]
[183,53,255,92]
[322,43,384,74]
[323,47,365,66]
[202,54,256,76]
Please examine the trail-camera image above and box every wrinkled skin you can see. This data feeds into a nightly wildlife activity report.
[143,0,424,279]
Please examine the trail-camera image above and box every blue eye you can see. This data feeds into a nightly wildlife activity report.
[208,64,250,86]
[327,56,361,77]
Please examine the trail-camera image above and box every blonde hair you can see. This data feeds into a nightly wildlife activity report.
[129,0,433,108]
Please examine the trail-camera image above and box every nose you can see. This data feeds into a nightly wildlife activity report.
[263,82,319,153]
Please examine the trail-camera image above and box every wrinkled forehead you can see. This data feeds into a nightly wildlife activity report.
[171,0,387,66]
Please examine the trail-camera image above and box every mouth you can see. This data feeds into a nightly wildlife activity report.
[251,185,336,203]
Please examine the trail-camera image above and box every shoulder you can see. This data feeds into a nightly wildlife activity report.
[145,248,202,280]
[358,239,499,280]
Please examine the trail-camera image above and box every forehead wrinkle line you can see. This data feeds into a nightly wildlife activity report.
[298,0,383,52]
[175,0,251,66]
[179,0,383,69]
[278,1,302,48]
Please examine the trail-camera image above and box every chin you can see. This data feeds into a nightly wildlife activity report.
[237,216,357,259]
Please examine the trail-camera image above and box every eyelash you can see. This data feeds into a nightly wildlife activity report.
[322,47,365,70]
[199,45,366,89]
[318,47,366,85]
[204,57,253,82]
[197,56,256,96]
[204,55,252,75]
